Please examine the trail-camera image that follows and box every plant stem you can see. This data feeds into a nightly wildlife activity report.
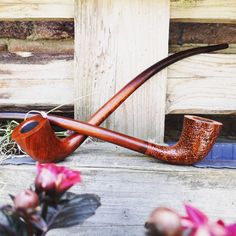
[41,202,48,221]
[26,219,33,236]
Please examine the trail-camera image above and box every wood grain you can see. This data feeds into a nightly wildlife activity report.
[169,44,236,54]
[1,143,236,236]
[169,22,236,45]
[0,21,74,40]
[0,79,73,105]
[8,39,73,54]
[0,58,73,79]
[168,54,236,78]
[0,0,73,19]
[167,53,236,114]
[0,1,235,22]
[0,104,74,113]
[74,0,169,142]
[171,0,236,23]
[1,53,235,115]
[166,77,236,114]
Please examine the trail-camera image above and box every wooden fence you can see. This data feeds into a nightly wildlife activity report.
[0,0,235,143]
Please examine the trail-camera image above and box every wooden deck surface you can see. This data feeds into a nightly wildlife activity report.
[0,142,236,236]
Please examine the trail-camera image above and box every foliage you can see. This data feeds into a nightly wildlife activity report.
[0,163,100,236]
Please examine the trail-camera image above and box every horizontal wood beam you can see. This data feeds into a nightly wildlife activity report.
[169,44,236,54]
[167,53,236,114]
[0,79,73,105]
[0,1,235,22]
[169,22,236,45]
[1,53,235,115]
[170,0,236,23]
[0,21,74,40]
[0,1,74,19]
[0,53,74,109]
[0,104,74,113]
[168,54,236,79]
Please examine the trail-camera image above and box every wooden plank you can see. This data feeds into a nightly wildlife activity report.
[0,21,74,40]
[170,0,236,23]
[74,0,170,142]
[168,54,236,79]
[169,44,236,54]
[1,143,236,236]
[0,59,73,80]
[0,52,71,109]
[0,104,74,113]
[0,1,73,19]
[166,78,236,114]
[0,79,73,105]
[169,22,236,45]
[8,39,74,54]
[0,53,74,108]
[0,0,235,21]
[1,52,235,115]
[0,39,74,54]
[167,53,236,114]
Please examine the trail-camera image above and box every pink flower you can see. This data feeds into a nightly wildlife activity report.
[35,163,81,193]
[226,224,236,236]
[181,204,236,236]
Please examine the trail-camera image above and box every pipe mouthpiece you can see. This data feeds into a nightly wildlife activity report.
[207,43,229,52]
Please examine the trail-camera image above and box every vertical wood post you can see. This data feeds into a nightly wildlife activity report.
[75,0,170,143]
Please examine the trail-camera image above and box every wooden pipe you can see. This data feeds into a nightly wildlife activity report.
[2,44,228,162]
[12,114,222,164]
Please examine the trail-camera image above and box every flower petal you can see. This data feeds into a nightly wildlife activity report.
[226,224,236,236]
[184,204,209,226]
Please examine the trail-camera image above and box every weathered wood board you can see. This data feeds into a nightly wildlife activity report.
[170,0,236,23]
[0,143,236,236]
[0,21,74,40]
[0,54,74,107]
[0,0,74,19]
[1,53,236,115]
[74,0,170,143]
[167,53,236,114]
[169,22,236,45]
[0,0,235,22]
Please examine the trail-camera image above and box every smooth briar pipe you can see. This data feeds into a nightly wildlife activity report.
[2,44,228,162]
[12,114,222,165]
[2,44,228,160]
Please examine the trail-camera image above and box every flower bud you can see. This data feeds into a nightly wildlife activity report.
[14,190,39,212]
[145,207,182,236]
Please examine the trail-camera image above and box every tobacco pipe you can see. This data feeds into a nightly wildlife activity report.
[12,114,222,164]
[1,44,228,162]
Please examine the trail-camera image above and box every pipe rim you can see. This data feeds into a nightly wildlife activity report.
[184,115,222,126]
[12,115,46,140]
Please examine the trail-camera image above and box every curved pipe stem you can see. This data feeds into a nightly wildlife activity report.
[54,44,228,151]
[12,114,222,165]
[3,44,228,162]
